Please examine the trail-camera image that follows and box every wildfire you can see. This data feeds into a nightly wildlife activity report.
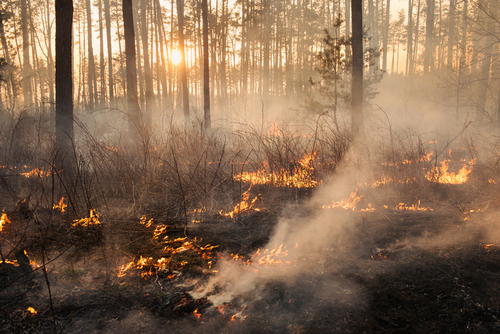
[20,167,51,178]
[383,152,433,167]
[52,197,67,212]
[219,186,260,218]
[234,152,319,188]
[0,212,11,232]
[395,200,433,211]
[360,203,376,212]
[72,209,102,227]
[425,158,475,184]
[322,190,363,211]
[26,307,37,315]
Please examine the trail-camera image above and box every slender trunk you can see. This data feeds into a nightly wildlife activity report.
[86,0,95,109]
[141,0,154,118]
[423,0,434,75]
[263,0,270,98]
[123,0,141,130]
[99,0,105,105]
[351,0,363,136]
[447,0,456,68]
[406,0,413,76]
[176,0,189,121]
[21,0,32,107]
[55,0,74,168]
[202,0,210,130]
[104,0,114,105]
[383,0,390,72]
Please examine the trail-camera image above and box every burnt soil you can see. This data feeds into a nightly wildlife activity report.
[2,188,500,333]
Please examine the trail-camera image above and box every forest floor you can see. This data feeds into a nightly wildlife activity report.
[2,183,500,334]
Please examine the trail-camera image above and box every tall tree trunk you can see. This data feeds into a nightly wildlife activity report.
[123,0,141,130]
[383,0,390,72]
[176,0,189,121]
[423,0,434,75]
[456,0,467,121]
[476,35,495,123]
[104,0,114,105]
[99,0,105,106]
[134,8,144,110]
[55,0,74,169]
[351,0,363,136]
[21,0,32,107]
[141,0,154,119]
[447,0,456,68]
[86,0,95,109]
[406,0,413,76]
[202,0,210,130]
[263,0,270,98]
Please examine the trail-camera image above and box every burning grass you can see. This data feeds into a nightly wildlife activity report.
[3,113,500,332]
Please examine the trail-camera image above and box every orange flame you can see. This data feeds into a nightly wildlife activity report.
[52,197,67,212]
[234,152,318,188]
[395,200,433,211]
[219,186,260,218]
[72,209,102,227]
[322,190,363,211]
[425,158,475,184]
[27,307,37,315]
[20,167,51,178]
[0,213,11,232]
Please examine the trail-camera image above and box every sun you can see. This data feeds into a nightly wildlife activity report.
[171,49,181,65]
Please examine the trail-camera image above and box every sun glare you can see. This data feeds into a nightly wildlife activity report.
[171,49,181,65]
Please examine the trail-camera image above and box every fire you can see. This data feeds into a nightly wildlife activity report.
[20,167,51,178]
[27,307,37,315]
[52,197,67,212]
[234,152,319,188]
[488,179,496,184]
[193,308,202,319]
[322,190,363,211]
[425,158,475,184]
[395,200,433,211]
[219,185,260,218]
[360,203,376,212]
[483,244,494,250]
[106,146,118,152]
[251,244,289,266]
[0,212,11,232]
[383,152,433,167]
[72,209,102,227]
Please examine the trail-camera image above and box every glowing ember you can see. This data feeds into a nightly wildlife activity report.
[27,307,37,315]
[234,152,319,188]
[322,190,363,211]
[383,152,434,167]
[0,212,11,232]
[488,179,496,184]
[425,158,475,184]
[483,244,494,250]
[72,209,102,227]
[394,200,433,211]
[193,308,202,319]
[360,203,376,212]
[20,167,51,178]
[52,197,67,212]
[219,185,260,218]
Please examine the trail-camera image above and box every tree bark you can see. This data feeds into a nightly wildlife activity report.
[351,0,363,136]
[141,0,154,119]
[176,0,189,121]
[423,0,434,75]
[86,0,95,109]
[55,0,74,167]
[202,0,210,130]
[123,0,141,130]
[382,0,390,72]
[104,0,114,105]
[21,0,32,107]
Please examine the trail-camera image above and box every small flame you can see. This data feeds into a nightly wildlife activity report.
[0,213,11,232]
[72,209,102,227]
[394,200,433,211]
[425,158,475,184]
[219,185,259,218]
[322,190,363,211]
[52,197,67,212]
[193,308,202,319]
[27,307,37,315]
[360,203,376,212]
[20,167,51,178]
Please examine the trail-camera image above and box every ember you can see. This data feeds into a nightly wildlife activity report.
[52,197,67,212]
[0,212,11,232]
[72,209,102,227]
[26,307,37,315]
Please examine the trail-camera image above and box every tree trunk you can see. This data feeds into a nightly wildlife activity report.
[104,0,114,105]
[263,0,270,99]
[202,0,210,130]
[406,0,413,76]
[423,0,434,75]
[141,0,154,119]
[123,0,141,130]
[99,0,105,106]
[447,0,456,68]
[86,0,95,109]
[55,0,74,168]
[351,0,363,136]
[21,0,32,107]
[382,0,390,72]
[176,0,189,121]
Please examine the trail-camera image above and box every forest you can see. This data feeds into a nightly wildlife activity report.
[2,0,500,333]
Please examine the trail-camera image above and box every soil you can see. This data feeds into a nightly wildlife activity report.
[2,186,500,333]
